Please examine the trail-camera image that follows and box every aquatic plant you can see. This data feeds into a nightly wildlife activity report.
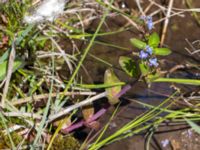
[120,16,200,86]
[88,14,200,149]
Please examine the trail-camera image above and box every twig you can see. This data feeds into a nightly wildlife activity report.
[148,0,183,17]
[3,124,25,134]
[135,0,145,16]
[50,37,74,74]
[3,112,42,120]
[121,14,143,32]
[160,0,174,46]
[12,91,96,106]
[36,51,76,60]
[1,39,16,108]
[144,1,154,14]
[185,38,200,56]
[47,92,107,123]
[154,11,184,25]
[149,8,162,17]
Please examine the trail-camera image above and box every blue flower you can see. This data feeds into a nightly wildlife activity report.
[146,16,153,30]
[149,58,158,67]
[146,45,153,55]
[140,16,154,31]
[139,50,148,59]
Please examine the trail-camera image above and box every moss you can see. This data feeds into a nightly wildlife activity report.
[0,128,80,149]
[0,0,31,31]
[50,135,80,150]
[0,131,27,149]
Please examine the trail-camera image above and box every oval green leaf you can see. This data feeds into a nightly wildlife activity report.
[148,32,160,48]
[119,56,138,77]
[130,38,146,49]
[104,69,122,105]
[153,48,172,56]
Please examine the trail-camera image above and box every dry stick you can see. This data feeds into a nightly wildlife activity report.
[121,14,143,32]
[160,0,174,46]
[32,0,41,6]
[154,11,184,25]
[37,52,71,58]
[135,0,145,16]
[172,7,200,12]
[148,0,182,17]
[185,38,200,55]
[149,8,162,17]
[47,92,107,123]
[1,40,16,108]
[3,112,42,120]
[0,78,6,88]
[50,37,73,74]
[144,1,154,14]
[148,0,184,25]
[3,124,25,133]
[12,91,96,106]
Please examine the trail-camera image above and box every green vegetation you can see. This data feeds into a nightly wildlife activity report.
[0,0,200,149]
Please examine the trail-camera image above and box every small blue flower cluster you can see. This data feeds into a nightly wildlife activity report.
[139,45,158,67]
[140,16,154,31]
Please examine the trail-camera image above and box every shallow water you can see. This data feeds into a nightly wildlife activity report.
[77,0,200,149]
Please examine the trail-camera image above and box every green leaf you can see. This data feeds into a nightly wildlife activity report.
[119,56,138,77]
[148,32,160,48]
[186,119,200,134]
[139,62,149,76]
[0,50,10,64]
[104,69,122,105]
[153,48,172,56]
[152,78,200,86]
[130,38,146,49]
[15,24,35,46]
[0,59,24,81]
